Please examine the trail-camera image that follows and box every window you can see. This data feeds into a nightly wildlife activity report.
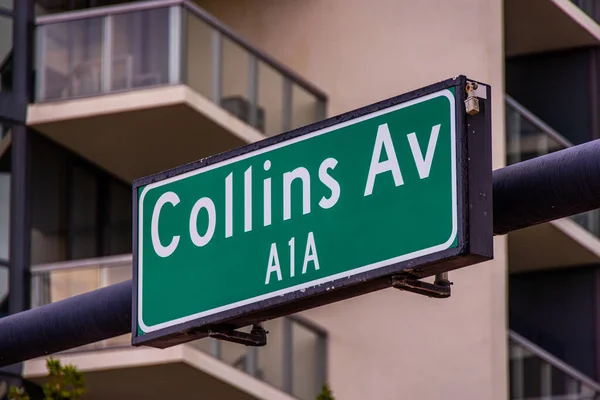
[0,11,13,93]
[30,133,131,265]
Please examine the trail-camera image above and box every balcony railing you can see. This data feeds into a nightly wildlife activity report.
[506,95,600,237]
[571,0,600,24]
[30,254,327,400]
[34,0,327,137]
[509,330,600,400]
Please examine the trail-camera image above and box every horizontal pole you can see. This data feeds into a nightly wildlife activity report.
[1,140,600,366]
[0,281,131,367]
[493,139,600,235]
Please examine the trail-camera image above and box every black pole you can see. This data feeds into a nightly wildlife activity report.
[12,0,34,105]
[493,139,600,235]
[9,124,31,315]
[9,0,34,314]
[0,281,131,366]
[1,140,600,366]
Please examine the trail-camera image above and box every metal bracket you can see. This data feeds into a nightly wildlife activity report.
[208,323,268,347]
[391,273,452,299]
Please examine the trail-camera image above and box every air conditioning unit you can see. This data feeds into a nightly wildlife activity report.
[220,96,266,133]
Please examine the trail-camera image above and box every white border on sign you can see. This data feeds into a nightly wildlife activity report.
[137,89,458,333]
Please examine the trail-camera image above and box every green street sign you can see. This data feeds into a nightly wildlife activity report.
[133,76,493,348]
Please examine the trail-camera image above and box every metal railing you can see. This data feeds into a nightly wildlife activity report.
[570,0,600,24]
[30,254,327,400]
[509,330,600,400]
[34,0,327,137]
[505,95,600,237]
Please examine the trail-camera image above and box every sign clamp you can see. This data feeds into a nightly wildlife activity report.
[391,273,453,299]
[208,323,268,347]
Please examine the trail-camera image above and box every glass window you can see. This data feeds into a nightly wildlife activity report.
[104,180,131,255]
[30,133,132,265]
[0,14,13,93]
[68,164,99,259]
[31,135,67,264]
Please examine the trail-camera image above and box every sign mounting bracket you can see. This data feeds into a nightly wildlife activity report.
[391,274,452,299]
[208,323,268,347]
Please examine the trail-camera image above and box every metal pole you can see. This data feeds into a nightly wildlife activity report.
[1,140,600,366]
[493,138,600,235]
[0,281,131,367]
[9,124,31,315]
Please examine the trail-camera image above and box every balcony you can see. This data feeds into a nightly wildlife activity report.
[29,0,326,182]
[571,0,600,23]
[509,330,600,400]
[29,255,327,400]
[506,95,600,273]
[505,0,600,57]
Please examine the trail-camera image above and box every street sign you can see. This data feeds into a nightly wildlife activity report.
[133,76,493,348]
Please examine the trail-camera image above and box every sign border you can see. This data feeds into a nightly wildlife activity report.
[132,75,493,348]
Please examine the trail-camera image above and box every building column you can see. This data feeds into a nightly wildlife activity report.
[9,124,31,314]
[8,0,34,315]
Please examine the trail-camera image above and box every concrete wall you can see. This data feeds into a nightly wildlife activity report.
[194,1,507,399]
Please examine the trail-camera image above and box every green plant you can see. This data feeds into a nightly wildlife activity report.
[316,383,335,400]
[8,357,87,400]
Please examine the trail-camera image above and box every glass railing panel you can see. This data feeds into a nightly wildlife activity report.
[257,60,284,136]
[187,336,214,354]
[220,35,251,126]
[31,257,132,307]
[38,16,103,101]
[183,9,213,100]
[0,164,9,261]
[111,7,171,92]
[571,0,600,23]
[291,319,324,400]
[571,209,600,238]
[36,5,175,102]
[509,331,600,400]
[506,96,600,238]
[256,318,285,389]
[291,83,321,131]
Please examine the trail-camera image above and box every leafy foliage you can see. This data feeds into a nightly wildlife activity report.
[8,386,30,400]
[316,383,335,400]
[8,358,87,400]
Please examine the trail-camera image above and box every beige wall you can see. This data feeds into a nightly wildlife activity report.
[195,0,507,399]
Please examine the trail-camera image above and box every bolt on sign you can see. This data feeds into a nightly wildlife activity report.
[133,76,493,348]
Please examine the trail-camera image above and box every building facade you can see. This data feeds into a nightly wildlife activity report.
[1,0,600,399]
